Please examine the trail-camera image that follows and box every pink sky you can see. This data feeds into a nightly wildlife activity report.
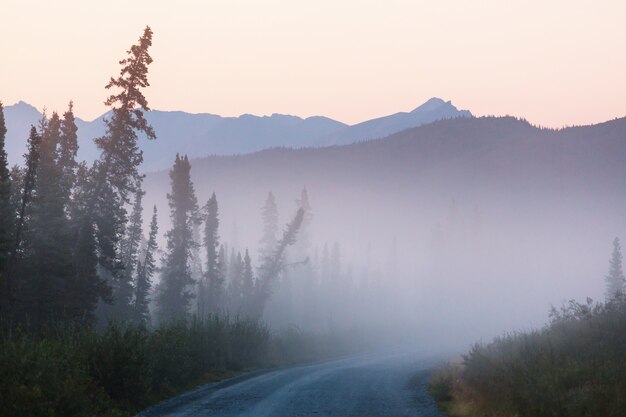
[1,0,625,127]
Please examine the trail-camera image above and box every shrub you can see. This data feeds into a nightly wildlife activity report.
[437,297,626,417]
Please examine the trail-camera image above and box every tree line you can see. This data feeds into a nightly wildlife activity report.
[0,26,306,332]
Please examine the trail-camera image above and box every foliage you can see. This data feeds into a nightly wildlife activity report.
[0,314,357,417]
[430,297,626,417]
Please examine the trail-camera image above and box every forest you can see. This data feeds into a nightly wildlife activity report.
[0,27,366,416]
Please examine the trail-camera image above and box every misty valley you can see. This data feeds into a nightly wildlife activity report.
[1,24,625,417]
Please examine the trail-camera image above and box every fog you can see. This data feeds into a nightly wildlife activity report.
[140,117,625,354]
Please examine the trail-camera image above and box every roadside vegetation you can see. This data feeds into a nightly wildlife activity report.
[429,295,626,417]
[0,316,361,417]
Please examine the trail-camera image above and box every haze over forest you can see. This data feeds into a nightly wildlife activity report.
[2,2,625,414]
[5,93,625,351]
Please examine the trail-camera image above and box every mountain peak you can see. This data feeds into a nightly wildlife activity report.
[10,100,40,113]
[411,97,454,113]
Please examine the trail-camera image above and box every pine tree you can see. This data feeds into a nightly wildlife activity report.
[241,249,255,316]
[198,192,221,316]
[18,112,74,327]
[115,186,145,320]
[259,191,278,263]
[134,205,158,326]
[0,102,13,312]
[228,250,244,313]
[218,244,228,305]
[67,162,109,325]
[58,101,79,206]
[89,26,155,297]
[605,237,625,301]
[5,126,41,307]
[8,166,24,220]
[157,154,199,323]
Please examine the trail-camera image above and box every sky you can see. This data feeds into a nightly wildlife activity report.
[1,0,625,127]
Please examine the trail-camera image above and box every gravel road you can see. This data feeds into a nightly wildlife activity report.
[136,352,445,417]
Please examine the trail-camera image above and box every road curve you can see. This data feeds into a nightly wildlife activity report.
[136,352,445,417]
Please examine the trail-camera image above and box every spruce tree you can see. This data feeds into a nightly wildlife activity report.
[19,112,74,327]
[58,101,78,206]
[115,186,145,320]
[241,249,255,316]
[0,102,13,312]
[157,154,199,323]
[5,126,41,307]
[8,166,24,220]
[227,250,244,313]
[89,26,155,296]
[218,244,228,304]
[605,237,625,301]
[67,162,109,325]
[134,205,158,326]
[198,192,221,316]
[259,191,279,263]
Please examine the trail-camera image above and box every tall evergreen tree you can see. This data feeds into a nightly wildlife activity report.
[259,191,278,263]
[218,244,228,304]
[198,192,221,316]
[5,126,41,307]
[605,237,625,301]
[19,112,74,327]
[134,205,158,326]
[157,154,199,323]
[0,102,13,312]
[8,166,24,220]
[89,26,155,297]
[227,250,244,313]
[67,162,109,325]
[241,249,255,316]
[58,101,79,207]
[115,186,145,320]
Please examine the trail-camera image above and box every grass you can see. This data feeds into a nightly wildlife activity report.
[0,316,356,417]
[428,296,626,417]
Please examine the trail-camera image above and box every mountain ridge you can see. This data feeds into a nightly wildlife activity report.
[2,98,470,170]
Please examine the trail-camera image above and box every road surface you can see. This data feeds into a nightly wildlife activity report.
[136,352,445,417]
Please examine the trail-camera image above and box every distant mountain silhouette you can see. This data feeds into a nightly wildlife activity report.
[325,97,471,145]
[2,98,470,170]
[145,115,626,205]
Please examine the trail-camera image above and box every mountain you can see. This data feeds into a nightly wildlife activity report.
[1,98,470,170]
[3,101,42,164]
[325,97,472,145]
